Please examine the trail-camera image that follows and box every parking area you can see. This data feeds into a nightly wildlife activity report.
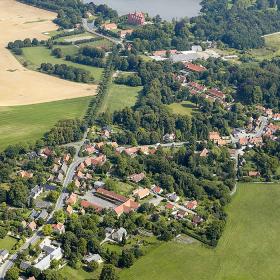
[81,191,117,209]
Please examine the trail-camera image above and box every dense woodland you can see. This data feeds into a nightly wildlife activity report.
[191,0,280,49]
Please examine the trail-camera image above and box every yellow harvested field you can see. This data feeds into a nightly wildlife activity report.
[0,0,97,106]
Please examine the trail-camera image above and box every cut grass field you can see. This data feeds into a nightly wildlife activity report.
[100,84,142,113]
[18,46,103,83]
[0,236,18,252]
[0,96,91,150]
[250,32,280,60]
[61,264,102,280]
[120,183,280,280]
[166,100,199,116]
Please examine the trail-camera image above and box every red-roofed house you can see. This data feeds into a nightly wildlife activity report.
[239,137,248,146]
[91,155,106,166]
[28,221,37,231]
[151,185,163,195]
[133,188,150,200]
[188,81,207,92]
[19,170,33,179]
[129,172,145,183]
[80,200,103,212]
[165,202,175,210]
[52,223,65,234]
[209,131,221,142]
[186,200,198,210]
[153,49,177,57]
[102,23,118,31]
[66,193,77,205]
[96,188,128,204]
[207,88,225,100]
[118,29,133,38]
[66,205,73,215]
[124,147,139,156]
[114,199,140,217]
[185,63,206,72]
[200,148,209,157]
[248,171,260,177]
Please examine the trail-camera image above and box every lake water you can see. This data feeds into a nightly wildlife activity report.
[84,0,201,20]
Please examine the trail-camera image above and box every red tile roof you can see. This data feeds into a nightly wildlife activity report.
[80,200,103,212]
[207,88,225,100]
[114,199,140,216]
[96,188,128,203]
[185,63,206,72]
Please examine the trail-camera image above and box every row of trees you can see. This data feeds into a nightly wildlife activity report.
[40,63,92,83]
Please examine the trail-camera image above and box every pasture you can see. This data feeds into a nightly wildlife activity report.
[100,84,142,113]
[250,32,280,60]
[19,46,103,83]
[167,100,198,116]
[0,97,91,150]
[120,183,280,280]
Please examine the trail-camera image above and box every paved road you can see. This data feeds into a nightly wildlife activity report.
[231,116,268,144]
[82,18,124,47]
[0,133,88,279]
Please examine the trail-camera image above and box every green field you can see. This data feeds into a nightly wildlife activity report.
[250,32,280,60]
[167,101,199,116]
[0,97,91,150]
[120,183,280,280]
[0,236,18,252]
[18,47,103,82]
[100,84,142,113]
[61,264,102,280]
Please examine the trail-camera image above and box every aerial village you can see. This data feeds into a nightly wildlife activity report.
[1,4,280,279]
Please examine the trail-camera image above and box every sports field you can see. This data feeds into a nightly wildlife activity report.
[100,84,142,113]
[0,0,97,106]
[0,97,91,150]
[120,183,280,280]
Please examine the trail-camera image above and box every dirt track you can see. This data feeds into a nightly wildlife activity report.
[0,0,97,106]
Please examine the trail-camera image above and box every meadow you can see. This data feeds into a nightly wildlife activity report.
[250,32,280,60]
[120,183,280,280]
[19,46,103,83]
[166,100,198,116]
[0,97,91,150]
[100,84,142,113]
[0,236,18,252]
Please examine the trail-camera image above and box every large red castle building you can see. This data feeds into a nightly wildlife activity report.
[127,12,145,26]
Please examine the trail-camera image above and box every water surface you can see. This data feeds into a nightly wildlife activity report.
[84,0,201,20]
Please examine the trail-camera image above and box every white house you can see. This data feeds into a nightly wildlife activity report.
[0,249,9,263]
[111,227,127,242]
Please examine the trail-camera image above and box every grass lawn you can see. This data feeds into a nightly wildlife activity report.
[166,101,199,116]
[19,46,103,82]
[120,183,280,280]
[0,236,18,252]
[113,181,135,196]
[61,264,102,280]
[250,32,280,60]
[0,96,92,150]
[100,84,142,113]
[78,38,114,50]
